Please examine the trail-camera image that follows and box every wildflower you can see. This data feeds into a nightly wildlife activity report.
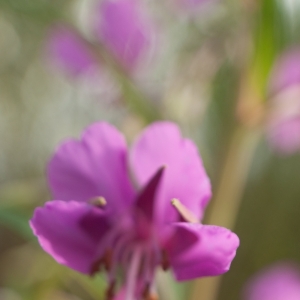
[47,25,100,76]
[95,0,155,71]
[243,262,300,300]
[47,0,154,76]
[267,49,300,154]
[30,122,239,299]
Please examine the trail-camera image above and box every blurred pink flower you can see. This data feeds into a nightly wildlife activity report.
[95,0,155,71]
[268,115,300,154]
[244,262,300,300]
[267,49,300,154]
[47,0,155,77]
[30,122,239,299]
[269,50,300,96]
[47,25,100,76]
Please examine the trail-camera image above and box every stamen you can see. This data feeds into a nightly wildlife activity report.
[143,283,150,298]
[90,249,112,276]
[105,280,116,300]
[171,198,198,223]
[90,257,103,276]
[145,293,158,300]
[113,234,135,267]
[89,196,107,207]
[143,283,158,300]
[161,250,169,271]
[103,249,113,272]
[126,247,142,300]
[142,248,155,282]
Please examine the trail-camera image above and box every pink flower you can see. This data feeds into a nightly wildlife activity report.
[269,50,300,96]
[95,0,154,71]
[47,25,100,76]
[267,49,300,154]
[30,122,239,299]
[244,262,300,300]
[47,0,154,76]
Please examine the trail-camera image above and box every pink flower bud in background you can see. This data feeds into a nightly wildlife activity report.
[47,0,155,77]
[94,0,155,71]
[243,262,300,300]
[47,25,100,76]
[269,50,300,96]
[267,48,300,154]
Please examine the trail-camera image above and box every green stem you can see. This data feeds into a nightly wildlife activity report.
[67,23,160,123]
[189,125,261,300]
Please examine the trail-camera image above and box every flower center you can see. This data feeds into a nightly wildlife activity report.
[89,196,196,300]
[89,202,160,300]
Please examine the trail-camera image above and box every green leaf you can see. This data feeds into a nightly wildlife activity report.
[251,0,289,97]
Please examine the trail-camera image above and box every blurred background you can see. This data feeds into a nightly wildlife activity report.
[1,0,300,299]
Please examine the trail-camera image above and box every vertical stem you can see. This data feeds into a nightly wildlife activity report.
[207,127,261,229]
[67,23,160,123]
[189,126,261,300]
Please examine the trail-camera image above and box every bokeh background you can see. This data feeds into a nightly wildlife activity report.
[1,0,300,299]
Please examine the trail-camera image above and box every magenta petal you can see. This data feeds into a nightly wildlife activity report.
[95,0,153,70]
[47,25,99,76]
[30,200,111,274]
[131,122,211,224]
[166,223,239,281]
[163,222,199,256]
[47,122,135,212]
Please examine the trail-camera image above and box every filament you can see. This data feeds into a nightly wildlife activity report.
[171,198,198,223]
[126,247,142,300]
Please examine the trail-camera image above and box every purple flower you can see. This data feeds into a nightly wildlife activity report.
[30,122,239,299]
[267,49,300,154]
[244,262,300,300]
[47,0,154,76]
[47,25,100,76]
[95,0,154,71]
[268,115,300,154]
[269,49,300,96]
